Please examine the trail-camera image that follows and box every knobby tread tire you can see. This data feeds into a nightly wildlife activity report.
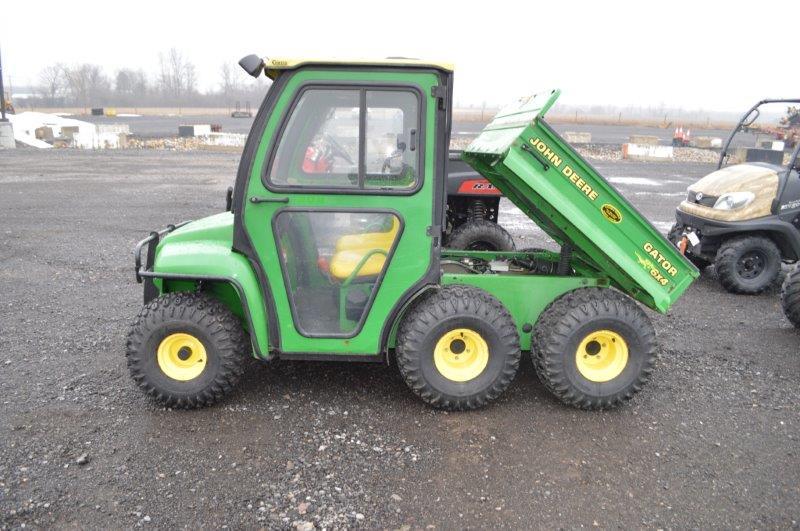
[126,292,248,409]
[714,235,781,294]
[447,219,515,251]
[396,285,520,411]
[781,264,800,328]
[531,288,657,410]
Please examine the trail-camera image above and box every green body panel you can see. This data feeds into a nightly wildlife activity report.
[242,69,440,355]
[153,212,270,357]
[462,90,698,313]
[146,76,698,362]
[442,273,601,350]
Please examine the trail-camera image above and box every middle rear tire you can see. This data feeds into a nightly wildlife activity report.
[781,264,800,328]
[396,285,521,410]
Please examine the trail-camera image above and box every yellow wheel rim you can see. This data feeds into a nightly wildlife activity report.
[433,328,489,382]
[575,330,629,383]
[157,333,207,381]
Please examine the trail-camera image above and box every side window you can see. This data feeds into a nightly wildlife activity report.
[274,211,401,337]
[270,89,360,188]
[268,86,420,191]
[365,91,418,189]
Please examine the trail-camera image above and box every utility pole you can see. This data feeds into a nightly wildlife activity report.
[0,44,7,122]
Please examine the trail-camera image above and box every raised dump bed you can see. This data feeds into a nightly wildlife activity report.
[462,90,698,313]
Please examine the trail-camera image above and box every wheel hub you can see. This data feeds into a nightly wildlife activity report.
[157,333,207,381]
[736,251,765,279]
[433,328,489,382]
[575,330,629,383]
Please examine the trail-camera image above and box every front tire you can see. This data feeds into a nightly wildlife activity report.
[715,235,781,294]
[126,292,248,408]
[396,285,520,411]
[447,219,515,251]
[531,288,657,410]
[781,264,800,328]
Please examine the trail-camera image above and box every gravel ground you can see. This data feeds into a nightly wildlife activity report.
[1,150,798,529]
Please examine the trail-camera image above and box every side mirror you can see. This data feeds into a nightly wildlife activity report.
[742,108,760,127]
[238,54,264,78]
[225,186,233,212]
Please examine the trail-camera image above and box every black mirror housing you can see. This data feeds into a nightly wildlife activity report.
[238,54,264,78]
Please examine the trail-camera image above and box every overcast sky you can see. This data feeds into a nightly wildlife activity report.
[2,0,798,111]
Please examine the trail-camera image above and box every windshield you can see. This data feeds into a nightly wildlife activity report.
[719,100,800,171]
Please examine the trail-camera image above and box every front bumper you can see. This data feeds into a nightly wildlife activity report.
[674,208,800,261]
[133,221,191,302]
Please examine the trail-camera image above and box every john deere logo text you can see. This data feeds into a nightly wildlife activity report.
[601,204,622,223]
[529,138,598,201]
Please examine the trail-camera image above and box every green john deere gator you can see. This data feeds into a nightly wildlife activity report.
[127,55,698,411]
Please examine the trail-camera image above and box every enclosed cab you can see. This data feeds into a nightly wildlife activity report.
[128,56,697,412]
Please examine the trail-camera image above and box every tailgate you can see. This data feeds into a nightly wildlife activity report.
[461,90,698,313]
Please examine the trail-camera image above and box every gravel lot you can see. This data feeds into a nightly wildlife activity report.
[1,150,798,529]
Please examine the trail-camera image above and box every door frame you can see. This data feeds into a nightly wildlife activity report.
[232,66,453,357]
[271,206,405,339]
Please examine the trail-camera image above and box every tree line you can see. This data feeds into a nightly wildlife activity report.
[30,48,270,108]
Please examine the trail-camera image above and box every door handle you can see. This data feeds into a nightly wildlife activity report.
[249,196,290,204]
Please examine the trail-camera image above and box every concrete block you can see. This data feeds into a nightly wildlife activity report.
[61,126,80,140]
[628,135,660,145]
[74,131,128,149]
[178,124,212,137]
[35,126,55,142]
[732,147,783,165]
[622,143,674,161]
[201,132,247,147]
[0,121,15,149]
[692,136,722,149]
[97,123,130,135]
[563,131,592,144]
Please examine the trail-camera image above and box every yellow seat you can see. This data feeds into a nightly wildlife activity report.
[335,218,399,252]
[330,250,387,280]
[329,218,399,280]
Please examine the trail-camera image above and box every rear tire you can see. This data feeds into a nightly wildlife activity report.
[715,235,781,294]
[781,264,800,328]
[126,292,248,409]
[447,220,515,251]
[396,285,520,410]
[531,288,657,410]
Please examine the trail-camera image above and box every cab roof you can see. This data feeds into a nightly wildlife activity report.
[262,56,454,79]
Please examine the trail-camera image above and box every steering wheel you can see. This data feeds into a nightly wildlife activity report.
[323,134,354,165]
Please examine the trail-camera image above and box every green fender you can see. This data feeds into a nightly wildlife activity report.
[151,212,271,359]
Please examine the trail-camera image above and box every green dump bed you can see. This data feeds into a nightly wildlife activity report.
[461,90,698,313]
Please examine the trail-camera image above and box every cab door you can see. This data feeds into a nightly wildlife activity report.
[242,68,441,356]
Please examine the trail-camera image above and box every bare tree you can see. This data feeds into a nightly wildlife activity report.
[64,65,90,108]
[219,62,241,100]
[28,52,269,108]
[157,48,197,101]
[115,68,149,103]
[184,62,197,96]
[38,64,65,104]
[130,69,149,99]
[115,69,134,95]
[86,64,110,102]
[64,64,110,108]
